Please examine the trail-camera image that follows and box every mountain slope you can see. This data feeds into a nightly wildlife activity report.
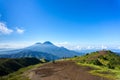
[25,41,80,58]
[0,58,41,76]
[73,50,120,69]
[0,50,59,61]
[0,41,80,60]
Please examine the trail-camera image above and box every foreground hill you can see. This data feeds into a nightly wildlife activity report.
[26,61,108,80]
[70,50,120,80]
[0,58,41,76]
[0,61,108,80]
[73,50,120,69]
[0,41,80,60]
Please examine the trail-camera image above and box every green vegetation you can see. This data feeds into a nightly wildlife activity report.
[70,50,120,80]
[0,57,50,80]
[0,58,41,76]
[0,63,42,80]
[72,50,120,69]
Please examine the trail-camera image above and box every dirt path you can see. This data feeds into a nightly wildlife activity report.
[27,61,108,80]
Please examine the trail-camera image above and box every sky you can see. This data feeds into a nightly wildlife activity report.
[0,0,120,50]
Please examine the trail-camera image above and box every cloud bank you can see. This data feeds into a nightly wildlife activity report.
[0,22,25,35]
[16,27,24,34]
[0,22,13,34]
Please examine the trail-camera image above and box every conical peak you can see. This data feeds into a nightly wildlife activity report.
[43,41,54,45]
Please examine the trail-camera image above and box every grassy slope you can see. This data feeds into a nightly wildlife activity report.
[0,63,42,80]
[0,58,41,76]
[69,50,120,80]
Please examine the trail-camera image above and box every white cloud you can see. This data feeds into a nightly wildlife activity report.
[118,46,120,49]
[101,45,107,49]
[0,42,32,49]
[0,22,25,35]
[85,46,94,49]
[55,42,82,50]
[56,42,69,46]
[0,22,13,34]
[55,42,112,50]
[16,27,24,34]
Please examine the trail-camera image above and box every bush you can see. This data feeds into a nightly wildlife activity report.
[92,59,103,66]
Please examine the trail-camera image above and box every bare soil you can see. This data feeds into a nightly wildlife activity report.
[27,61,108,80]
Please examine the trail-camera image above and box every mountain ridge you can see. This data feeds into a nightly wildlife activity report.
[0,41,80,60]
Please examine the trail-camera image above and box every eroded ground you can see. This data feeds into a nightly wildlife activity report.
[27,61,108,80]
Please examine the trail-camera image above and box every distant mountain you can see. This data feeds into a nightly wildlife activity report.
[76,49,120,55]
[0,41,80,60]
[109,49,120,54]
[76,49,105,54]
[25,41,80,57]
[0,50,59,61]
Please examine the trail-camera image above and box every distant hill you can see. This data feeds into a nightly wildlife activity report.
[0,58,41,76]
[76,49,120,55]
[0,50,59,61]
[73,50,120,69]
[0,41,80,60]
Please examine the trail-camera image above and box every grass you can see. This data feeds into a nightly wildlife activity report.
[0,63,42,80]
[76,62,120,80]
[68,50,120,80]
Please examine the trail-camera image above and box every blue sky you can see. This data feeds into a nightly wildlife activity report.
[0,0,120,49]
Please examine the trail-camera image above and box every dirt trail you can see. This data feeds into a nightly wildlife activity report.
[27,61,108,80]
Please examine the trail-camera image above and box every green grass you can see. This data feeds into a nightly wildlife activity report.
[70,59,120,79]
[68,50,120,80]
[0,63,42,80]
[76,62,120,80]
